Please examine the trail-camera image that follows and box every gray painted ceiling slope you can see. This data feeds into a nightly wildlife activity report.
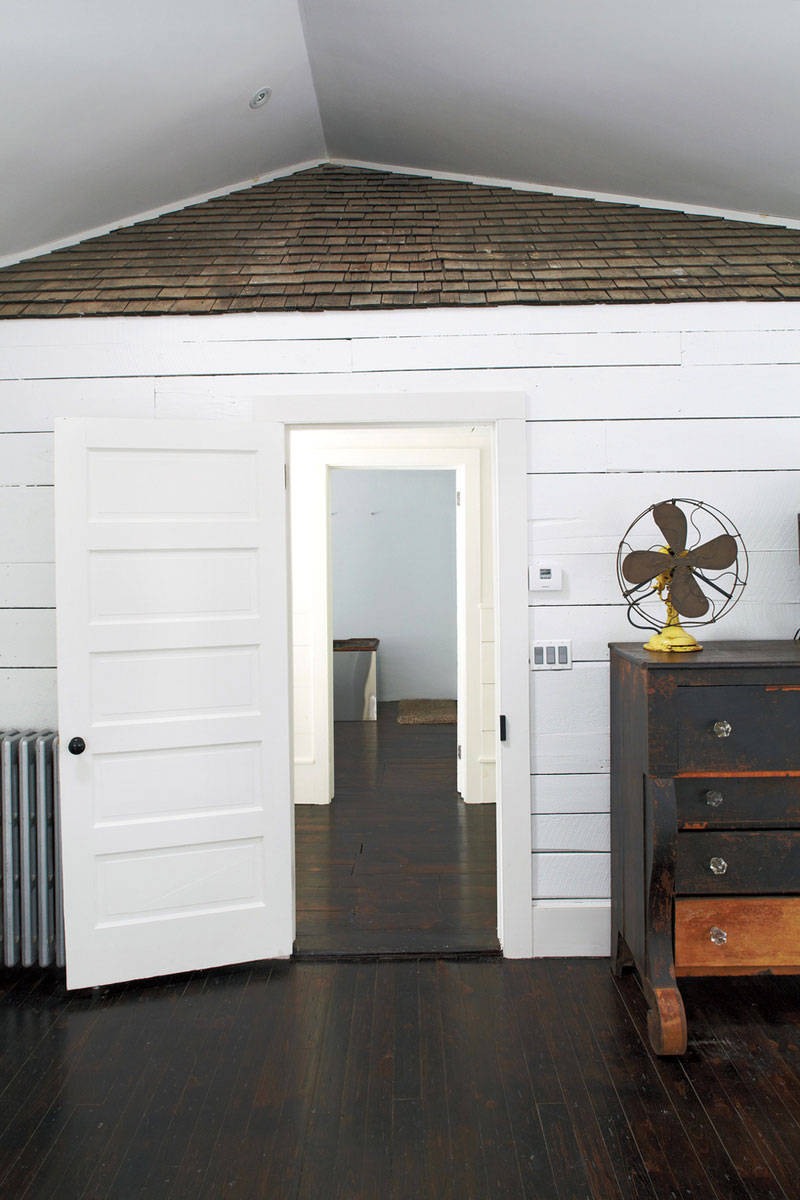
[2,0,800,263]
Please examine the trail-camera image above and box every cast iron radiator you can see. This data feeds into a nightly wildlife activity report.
[1,732,65,968]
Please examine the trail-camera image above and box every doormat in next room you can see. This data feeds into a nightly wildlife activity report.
[396,699,457,725]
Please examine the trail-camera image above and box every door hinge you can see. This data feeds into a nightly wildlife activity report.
[284,463,288,489]
[457,744,462,759]
[499,715,507,742]
[456,490,461,506]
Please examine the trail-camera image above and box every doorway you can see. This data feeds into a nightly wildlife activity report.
[288,429,491,809]
[289,427,499,955]
[294,463,499,954]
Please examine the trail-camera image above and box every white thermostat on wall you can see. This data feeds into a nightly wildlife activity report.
[528,561,563,592]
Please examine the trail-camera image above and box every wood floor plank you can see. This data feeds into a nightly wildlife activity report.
[74,977,187,1199]
[11,986,145,1199]
[390,1099,425,1200]
[0,984,123,1194]
[739,975,800,1109]
[534,961,631,1200]
[0,976,77,1137]
[294,704,498,955]
[457,961,528,1199]
[597,969,721,1200]
[712,981,800,1152]
[249,963,334,1200]
[416,961,454,1199]
[200,964,324,1200]
[673,983,793,1200]
[681,979,800,1198]
[436,960,490,1200]
[296,964,359,1200]
[108,975,233,1198]
[488,964,560,1199]
[391,961,421,1104]
[505,961,564,1107]
[537,1102,596,1200]
[47,978,189,1200]
[158,967,280,1200]
[2,960,798,1198]
[549,961,658,1200]
[613,971,761,1200]
[331,963,376,1200]
[360,959,395,1198]
[126,970,250,1200]
[676,1063,789,1200]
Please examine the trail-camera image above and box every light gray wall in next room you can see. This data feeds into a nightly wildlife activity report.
[330,469,457,701]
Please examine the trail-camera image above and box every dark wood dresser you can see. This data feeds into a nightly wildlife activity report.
[610,641,800,1055]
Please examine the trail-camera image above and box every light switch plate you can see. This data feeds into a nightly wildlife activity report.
[530,639,572,670]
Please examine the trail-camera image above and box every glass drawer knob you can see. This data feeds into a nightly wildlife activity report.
[710,927,727,946]
[713,720,732,738]
[709,856,728,875]
[705,790,724,808]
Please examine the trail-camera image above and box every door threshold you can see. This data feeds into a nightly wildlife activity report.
[292,946,502,963]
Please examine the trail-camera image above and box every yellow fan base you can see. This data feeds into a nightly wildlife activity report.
[643,563,703,653]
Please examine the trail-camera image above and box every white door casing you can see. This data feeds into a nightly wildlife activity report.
[55,418,294,989]
[289,432,488,806]
[492,418,533,957]
[281,404,530,956]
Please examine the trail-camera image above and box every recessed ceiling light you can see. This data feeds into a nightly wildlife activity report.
[250,87,272,110]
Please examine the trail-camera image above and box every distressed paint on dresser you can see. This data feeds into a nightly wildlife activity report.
[610,640,800,1054]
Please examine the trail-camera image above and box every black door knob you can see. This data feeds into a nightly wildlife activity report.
[68,737,86,755]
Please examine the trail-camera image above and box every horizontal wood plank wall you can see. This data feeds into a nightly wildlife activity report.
[1,303,799,953]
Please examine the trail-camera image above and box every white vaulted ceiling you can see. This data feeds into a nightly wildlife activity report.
[0,0,325,262]
[2,0,800,263]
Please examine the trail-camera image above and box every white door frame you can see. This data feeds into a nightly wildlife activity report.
[253,391,532,958]
[290,433,486,806]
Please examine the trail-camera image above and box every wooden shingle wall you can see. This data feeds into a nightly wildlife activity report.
[3,164,800,316]
[1,303,799,954]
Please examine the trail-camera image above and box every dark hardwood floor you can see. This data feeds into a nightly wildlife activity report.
[294,703,499,956]
[1,959,798,1199]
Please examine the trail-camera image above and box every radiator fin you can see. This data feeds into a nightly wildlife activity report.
[0,732,65,968]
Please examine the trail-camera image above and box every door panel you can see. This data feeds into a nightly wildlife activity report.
[88,548,259,622]
[55,418,293,989]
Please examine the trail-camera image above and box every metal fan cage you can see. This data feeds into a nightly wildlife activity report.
[616,497,748,633]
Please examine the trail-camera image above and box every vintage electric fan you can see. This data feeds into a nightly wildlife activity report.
[616,499,747,652]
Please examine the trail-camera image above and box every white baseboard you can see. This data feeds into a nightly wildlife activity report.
[531,899,610,957]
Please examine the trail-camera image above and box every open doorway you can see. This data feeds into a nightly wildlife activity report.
[289,428,500,956]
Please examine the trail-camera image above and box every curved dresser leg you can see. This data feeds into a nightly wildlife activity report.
[644,980,687,1055]
[643,775,687,1055]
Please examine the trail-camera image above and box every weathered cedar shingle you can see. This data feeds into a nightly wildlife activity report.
[1,164,800,317]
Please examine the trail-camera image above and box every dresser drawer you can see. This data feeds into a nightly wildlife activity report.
[676,776,800,829]
[675,897,800,973]
[675,684,800,772]
[675,830,800,894]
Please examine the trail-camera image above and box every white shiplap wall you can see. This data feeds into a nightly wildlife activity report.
[1,302,799,956]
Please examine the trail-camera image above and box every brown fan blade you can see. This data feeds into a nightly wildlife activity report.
[684,533,738,572]
[653,502,687,553]
[669,565,709,618]
[622,549,670,586]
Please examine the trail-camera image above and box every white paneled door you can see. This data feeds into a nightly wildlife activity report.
[55,419,293,989]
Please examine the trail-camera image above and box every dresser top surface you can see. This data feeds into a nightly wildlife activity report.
[610,640,800,670]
